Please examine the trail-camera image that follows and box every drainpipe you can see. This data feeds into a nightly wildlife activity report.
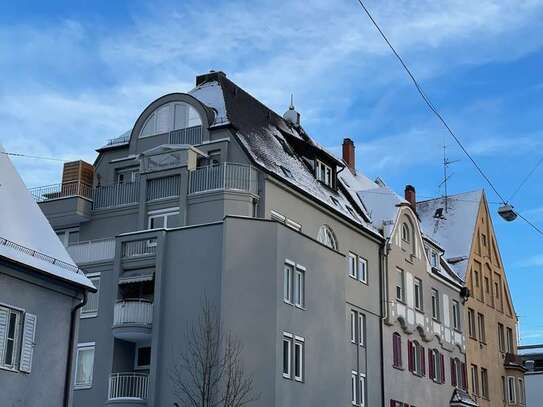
[64,291,88,407]
[379,242,386,407]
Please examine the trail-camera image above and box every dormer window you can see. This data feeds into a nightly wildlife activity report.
[431,251,439,268]
[401,223,410,243]
[140,102,202,138]
[316,160,333,187]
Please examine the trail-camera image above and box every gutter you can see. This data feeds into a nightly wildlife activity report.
[63,291,88,407]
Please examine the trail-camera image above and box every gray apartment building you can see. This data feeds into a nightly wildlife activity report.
[30,71,385,406]
[0,146,95,407]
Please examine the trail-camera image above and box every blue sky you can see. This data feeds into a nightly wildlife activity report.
[2,0,543,344]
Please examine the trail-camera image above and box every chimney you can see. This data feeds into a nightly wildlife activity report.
[342,138,356,174]
[404,185,417,213]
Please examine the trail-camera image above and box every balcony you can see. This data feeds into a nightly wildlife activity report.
[112,299,153,342]
[94,183,139,210]
[188,163,257,195]
[168,125,203,145]
[121,239,157,259]
[107,372,149,404]
[29,181,93,202]
[67,238,116,264]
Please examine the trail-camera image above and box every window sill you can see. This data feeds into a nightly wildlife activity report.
[80,312,98,319]
[0,365,20,374]
[294,304,306,311]
[74,385,93,390]
[432,317,441,323]
[392,365,404,371]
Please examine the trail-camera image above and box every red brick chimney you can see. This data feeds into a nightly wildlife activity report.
[404,185,417,213]
[342,138,356,174]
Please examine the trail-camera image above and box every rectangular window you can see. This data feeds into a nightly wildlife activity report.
[395,268,405,301]
[293,268,305,308]
[147,208,180,229]
[392,333,402,368]
[283,333,304,382]
[359,373,366,406]
[478,313,486,343]
[431,289,440,320]
[350,310,366,347]
[81,275,100,318]
[350,310,357,344]
[471,364,479,397]
[498,323,505,352]
[506,327,514,353]
[75,343,95,389]
[293,339,304,381]
[481,368,489,399]
[358,257,368,284]
[452,300,461,331]
[468,308,476,338]
[282,334,292,378]
[507,376,517,404]
[518,378,525,405]
[316,160,333,187]
[414,278,423,311]
[484,276,490,294]
[348,253,368,284]
[351,371,358,405]
[0,307,22,370]
[502,376,507,402]
[431,251,439,268]
[283,264,293,304]
[348,253,358,279]
[351,371,366,406]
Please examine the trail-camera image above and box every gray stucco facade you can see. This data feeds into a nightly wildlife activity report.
[32,71,384,407]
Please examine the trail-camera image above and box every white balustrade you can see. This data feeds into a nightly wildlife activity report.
[67,238,116,264]
[108,372,150,400]
[113,300,153,327]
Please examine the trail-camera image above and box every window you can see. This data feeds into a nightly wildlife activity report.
[351,371,366,406]
[518,378,525,405]
[481,233,487,247]
[502,376,507,402]
[0,306,22,370]
[401,223,410,243]
[471,364,479,397]
[452,300,461,331]
[116,167,139,184]
[429,349,445,384]
[481,368,489,399]
[468,308,476,338]
[140,101,202,138]
[282,333,304,382]
[147,207,181,229]
[498,323,505,352]
[431,289,440,321]
[477,313,486,343]
[316,160,333,187]
[395,268,405,302]
[431,251,439,268]
[350,310,366,347]
[484,276,490,294]
[450,358,466,389]
[473,270,480,288]
[56,228,80,247]
[280,165,293,179]
[348,252,368,284]
[317,225,337,249]
[506,327,514,353]
[414,278,423,311]
[135,345,151,369]
[408,340,425,376]
[283,262,305,308]
[75,343,95,389]
[507,376,517,404]
[392,333,402,368]
[81,274,100,318]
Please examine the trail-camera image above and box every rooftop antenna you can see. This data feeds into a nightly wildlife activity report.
[438,144,459,212]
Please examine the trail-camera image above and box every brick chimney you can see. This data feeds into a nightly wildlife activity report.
[342,138,356,174]
[404,185,417,213]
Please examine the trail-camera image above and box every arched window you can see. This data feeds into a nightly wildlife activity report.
[392,333,402,368]
[140,102,202,138]
[317,225,337,250]
[401,223,410,243]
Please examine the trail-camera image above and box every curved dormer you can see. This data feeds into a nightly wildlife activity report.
[128,93,215,156]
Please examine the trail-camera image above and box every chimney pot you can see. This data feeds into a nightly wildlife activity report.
[342,138,356,174]
[404,184,417,213]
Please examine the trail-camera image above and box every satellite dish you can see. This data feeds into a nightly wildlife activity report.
[498,204,517,222]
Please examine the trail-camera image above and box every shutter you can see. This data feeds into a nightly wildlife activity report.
[451,358,457,387]
[420,346,426,376]
[19,313,37,373]
[440,354,445,384]
[0,308,8,362]
[428,349,434,379]
[407,340,413,372]
[461,362,467,390]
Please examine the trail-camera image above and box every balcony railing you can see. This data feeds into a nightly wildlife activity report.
[105,134,130,146]
[121,239,157,259]
[146,175,181,201]
[188,163,257,195]
[67,238,116,264]
[113,299,153,327]
[108,372,150,401]
[93,182,140,209]
[29,181,93,203]
[168,125,203,145]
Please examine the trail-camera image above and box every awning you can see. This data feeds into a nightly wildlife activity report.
[118,270,154,285]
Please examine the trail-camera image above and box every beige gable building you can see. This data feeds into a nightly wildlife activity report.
[417,191,526,406]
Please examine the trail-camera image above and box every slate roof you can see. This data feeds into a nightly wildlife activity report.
[0,145,94,290]
[416,190,483,280]
[450,388,479,406]
[188,72,379,237]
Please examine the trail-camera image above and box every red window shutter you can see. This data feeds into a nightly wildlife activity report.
[428,349,434,379]
[420,346,426,376]
[407,340,413,372]
[390,400,396,407]
[393,334,399,367]
[450,358,457,387]
[398,336,402,367]
[461,362,467,390]
[440,354,445,384]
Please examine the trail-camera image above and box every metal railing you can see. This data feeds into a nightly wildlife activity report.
[188,163,257,195]
[105,134,130,146]
[168,125,203,145]
[121,239,157,258]
[67,238,116,264]
[93,182,139,209]
[113,299,153,326]
[108,372,150,400]
[141,150,185,173]
[0,237,82,274]
[29,181,93,203]
[146,175,181,201]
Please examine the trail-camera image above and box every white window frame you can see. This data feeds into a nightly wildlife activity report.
[0,305,23,371]
[316,160,333,187]
[139,101,202,138]
[56,227,80,247]
[348,253,358,279]
[350,310,357,343]
[293,336,304,382]
[452,300,461,331]
[147,207,180,230]
[507,376,517,404]
[293,267,305,308]
[351,371,358,405]
[431,251,439,268]
[359,373,366,407]
[74,342,95,390]
[282,333,292,379]
[348,253,368,284]
[414,278,423,311]
[81,273,100,318]
[283,332,304,382]
[358,313,366,347]
[351,371,366,406]
[395,268,405,302]
[431,288,440,321]
[283,263,293,304]
[518,377,525,405]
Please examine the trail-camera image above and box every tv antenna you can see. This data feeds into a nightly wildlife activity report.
[438,144,459,212]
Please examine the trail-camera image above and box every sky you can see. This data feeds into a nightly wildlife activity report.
[1,0,543,344]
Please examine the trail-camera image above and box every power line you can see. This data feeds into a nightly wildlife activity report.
[508,156,543,202]
[354,0,507,204]
[0,151,67,162]
[517,212,543,237]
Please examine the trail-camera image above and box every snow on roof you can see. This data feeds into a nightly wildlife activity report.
[0,146,94,289]
[357,186,405,238]
[416,190,483,280]
[189,81,229,126]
